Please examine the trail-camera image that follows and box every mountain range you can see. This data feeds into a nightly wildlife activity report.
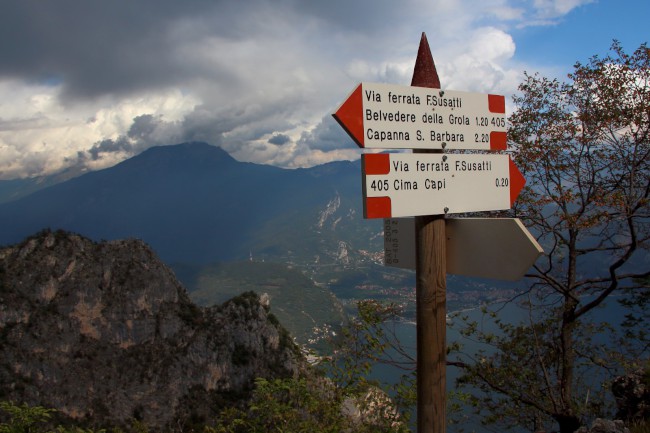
[0,142,537,320]
[10,143,588,325]
[0,142,382,267]
[0,142,396,343]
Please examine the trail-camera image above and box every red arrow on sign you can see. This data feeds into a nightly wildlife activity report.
[333,84,365,147]
[509,157,526,207]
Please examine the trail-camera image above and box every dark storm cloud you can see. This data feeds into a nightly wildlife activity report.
[290,0,418,32]
[76,115,173,165]
[268,134,291,145]
[298,115,353,151]
[87,137,133,161]
[127,115,161,140]
[0,1,261,101]
[0,0,409,103]
[2,2,163,95]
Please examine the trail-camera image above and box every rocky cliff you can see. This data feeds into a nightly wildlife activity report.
[0,230,304,430]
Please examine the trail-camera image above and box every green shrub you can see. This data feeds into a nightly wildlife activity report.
[0,401,55,433]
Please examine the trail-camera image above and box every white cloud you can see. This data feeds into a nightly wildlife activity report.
[0,80,199,178]
[533,0,595,19]
[0,0,610,179]
[438,27,521,96]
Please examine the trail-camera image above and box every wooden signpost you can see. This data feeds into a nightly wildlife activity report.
[332,33,541,433]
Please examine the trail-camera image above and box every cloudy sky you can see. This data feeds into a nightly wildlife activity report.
[0,0,648,179]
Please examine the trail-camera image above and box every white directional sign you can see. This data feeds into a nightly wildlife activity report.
[333,82,507,150]
[363,153,525,219]
[384,217,544,280]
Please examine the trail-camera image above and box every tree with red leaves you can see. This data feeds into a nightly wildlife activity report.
[451,41,649,433]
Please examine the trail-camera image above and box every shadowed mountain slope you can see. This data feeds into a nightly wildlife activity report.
[0,142,381,266]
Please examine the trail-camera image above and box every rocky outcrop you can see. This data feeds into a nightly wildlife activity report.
[612,368,649,424]
[0,230,304,430]
[575,419,630,433]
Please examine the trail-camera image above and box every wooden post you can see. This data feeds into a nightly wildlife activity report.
[411,33,446,433]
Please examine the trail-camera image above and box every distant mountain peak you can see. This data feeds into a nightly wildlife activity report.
[144,141,229,156]
[0,142,378,264]
[127,142,238,170]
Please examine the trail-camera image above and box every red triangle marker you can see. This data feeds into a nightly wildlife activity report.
[411,32,440,89]
[509,157,526,206]
[332,84,365,148]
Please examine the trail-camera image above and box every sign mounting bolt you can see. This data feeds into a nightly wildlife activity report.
[444,207,449,214]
